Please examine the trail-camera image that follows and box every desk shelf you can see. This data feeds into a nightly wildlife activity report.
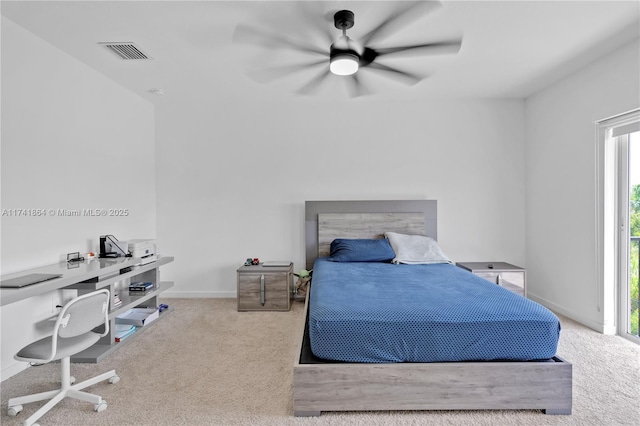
[109,281,173,318]
[71,306,174,363]
[72,274,174,363]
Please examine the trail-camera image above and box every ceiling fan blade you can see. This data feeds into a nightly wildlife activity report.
[297,68,331,95]
[374,40,463,57]
[295,1,335,46]
[247,59,327,84]
[345,73,371,98]
[233,23,328,56]
[359,1,442,47]
[364,62,425,86]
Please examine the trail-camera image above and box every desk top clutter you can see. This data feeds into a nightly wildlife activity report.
[0,256,172,306]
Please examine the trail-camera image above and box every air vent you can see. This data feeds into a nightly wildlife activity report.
[99,42,151,60]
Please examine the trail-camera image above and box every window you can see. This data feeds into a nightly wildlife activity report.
[596,109,640,343]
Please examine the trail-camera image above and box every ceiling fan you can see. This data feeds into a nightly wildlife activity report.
[232,1,463,97]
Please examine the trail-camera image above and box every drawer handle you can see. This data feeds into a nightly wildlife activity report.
[260,274,265,306]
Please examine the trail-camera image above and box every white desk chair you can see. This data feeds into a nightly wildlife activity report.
[7,289,120,426]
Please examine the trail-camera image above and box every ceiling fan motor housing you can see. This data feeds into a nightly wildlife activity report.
[330,10,360,76]
[334,10,355,30]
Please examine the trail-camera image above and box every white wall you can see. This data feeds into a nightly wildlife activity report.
[156,98,527,297]
[525,39,640,332]
[0,17,156,380]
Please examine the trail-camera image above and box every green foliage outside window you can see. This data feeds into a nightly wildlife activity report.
[630,184,639,336]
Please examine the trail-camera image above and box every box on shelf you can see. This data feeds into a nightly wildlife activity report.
[116,308,159,327]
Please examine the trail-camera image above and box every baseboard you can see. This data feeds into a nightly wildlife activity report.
[161,290,236,298]
[1,361,29,382]
[527,292,614,334]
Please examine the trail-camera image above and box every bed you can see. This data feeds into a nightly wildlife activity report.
[293,200,572,416]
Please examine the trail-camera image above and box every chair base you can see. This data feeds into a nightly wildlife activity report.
[7,357,119,426]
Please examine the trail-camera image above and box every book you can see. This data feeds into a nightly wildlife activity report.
[114,324,137,342]
[115,328,136,342]
[129,281,154,292]
[113,294,123,307]
[262,261,291,267]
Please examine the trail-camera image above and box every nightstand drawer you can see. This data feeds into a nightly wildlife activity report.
[474,271,525,296]
[236,264,292,311]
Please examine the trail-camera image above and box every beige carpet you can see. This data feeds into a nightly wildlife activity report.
[1,298,638,426]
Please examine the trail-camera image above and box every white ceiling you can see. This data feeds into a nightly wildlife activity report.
[2,0,639,104]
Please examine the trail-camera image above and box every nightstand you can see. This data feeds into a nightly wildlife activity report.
[456,262,526,297]
[236,263,292,311]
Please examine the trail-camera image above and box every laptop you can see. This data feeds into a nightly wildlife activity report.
[0,273,63,288]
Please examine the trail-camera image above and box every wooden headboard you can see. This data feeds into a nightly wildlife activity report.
[305,200,438,269]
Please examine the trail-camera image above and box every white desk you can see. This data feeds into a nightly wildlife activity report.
[1,256,174,362]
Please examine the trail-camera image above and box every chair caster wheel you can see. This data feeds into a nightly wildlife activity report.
[7,405,23,416]
[94,401,108,412]
[70,376,76,384]
[109,375,120,384]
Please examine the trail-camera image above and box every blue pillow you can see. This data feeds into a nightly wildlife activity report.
[328,238,395,262]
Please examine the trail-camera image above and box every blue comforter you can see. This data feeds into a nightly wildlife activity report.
[309,258,560,363]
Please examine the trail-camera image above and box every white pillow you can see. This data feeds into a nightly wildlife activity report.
[385,232,452,265]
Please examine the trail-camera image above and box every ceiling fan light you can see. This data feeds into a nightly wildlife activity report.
[330,52,359,76]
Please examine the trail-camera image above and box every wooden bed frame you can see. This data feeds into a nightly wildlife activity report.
[293,200,572,416]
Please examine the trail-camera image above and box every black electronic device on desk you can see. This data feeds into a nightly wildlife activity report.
[99,234,130,258]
